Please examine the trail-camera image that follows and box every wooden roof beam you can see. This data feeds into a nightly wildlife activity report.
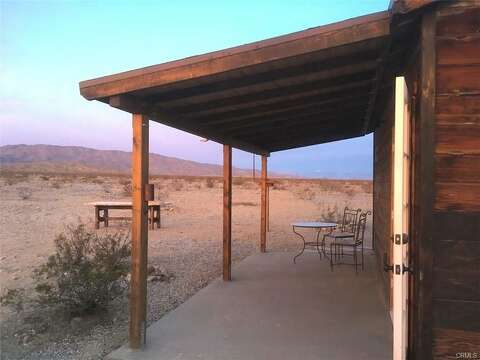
[109,95,270,155]
[213,104,368,133]
[173,76,374,118]
[79,11,390,100]
[266,130,364,152]
[196,94,371,131]
[227,110,366,138]
[155,46,382,107]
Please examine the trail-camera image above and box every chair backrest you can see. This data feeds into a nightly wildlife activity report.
[341,207,362,233]
[355,211,371,244]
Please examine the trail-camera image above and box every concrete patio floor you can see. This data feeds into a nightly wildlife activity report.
[108,251,392,360]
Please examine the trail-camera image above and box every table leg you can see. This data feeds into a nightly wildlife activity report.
[94,206,100,229]
[149,207,154,230]
[293,226,323,263]
[293,226,306,264]
[104,209,109,227]
[315,230,322,259]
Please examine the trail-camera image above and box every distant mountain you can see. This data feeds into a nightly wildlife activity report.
[0,144,282,177]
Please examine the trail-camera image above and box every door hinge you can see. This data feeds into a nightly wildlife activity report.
[395,234,401,245]
[394,233,409,245]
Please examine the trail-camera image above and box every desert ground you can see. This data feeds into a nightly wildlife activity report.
[0,172,372,359]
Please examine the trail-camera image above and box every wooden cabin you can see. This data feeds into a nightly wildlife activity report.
[80,1,479,359]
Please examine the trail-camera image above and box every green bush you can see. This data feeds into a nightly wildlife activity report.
[34,224,131,317]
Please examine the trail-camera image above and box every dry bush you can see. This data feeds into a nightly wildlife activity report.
[297,187,315,201]
[320,205,343,223]
[18,187,32,200]
[205,178,215,188]
[34,224,131,317]
[0,288,26,311]
[232,177,248,187]
[345,187,355,198]
[121,180,132,196]
[171,179,183,191]
[272,180,289,191]
[91,177,104,185]
[52,182,62,189]
[3,172,29,186]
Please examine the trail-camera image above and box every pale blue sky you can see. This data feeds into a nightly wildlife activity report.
[1,0,389,178]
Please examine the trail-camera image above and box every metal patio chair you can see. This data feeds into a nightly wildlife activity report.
[329,211,371,274]
[322,207,361,252]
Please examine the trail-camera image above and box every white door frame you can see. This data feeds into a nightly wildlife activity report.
[392,76,411,360]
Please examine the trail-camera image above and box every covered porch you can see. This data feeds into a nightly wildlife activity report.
[78,1,431,357]
[107,251,391,360]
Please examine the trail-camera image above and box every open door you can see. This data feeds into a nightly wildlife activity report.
[392,76,411,360]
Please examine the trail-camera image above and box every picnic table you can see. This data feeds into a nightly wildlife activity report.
[89,201,162,230]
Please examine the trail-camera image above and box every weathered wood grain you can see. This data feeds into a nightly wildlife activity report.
[433,327,480,360]
[435,122,480,155]
[432,212,480,241]
[433,269,480,302]
[223,145,232,281]
[260,156,267,253]
[435,154,480,183]
[435,182,480,212]
[130,114,149,349]
[437,65,480,95]
[436,6,480,36]
[437,95,480,114]
[434,240,480,273]
[433,299,480,332]
[436,36,480,66]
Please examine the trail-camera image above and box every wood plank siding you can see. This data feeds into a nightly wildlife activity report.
[432,3,480,358]
[373,95,394,308]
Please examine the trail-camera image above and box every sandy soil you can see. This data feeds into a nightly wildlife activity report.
[0,172,372,359]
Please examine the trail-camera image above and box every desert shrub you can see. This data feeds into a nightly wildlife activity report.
[320,205,343,223]
[297,187,315,201]
[272,180,287,191]
[233,177,248,187]
[34,224,131,317]
[205,178,215,188]
[91,177,104,185]
[345,187,355,198]
[40,175,50,181]
[18,187,32,200]
[0,288,25,311]
[3,173,28,186]
[171,179,183,191]
[122,181,132,196]
[51,182,62,189]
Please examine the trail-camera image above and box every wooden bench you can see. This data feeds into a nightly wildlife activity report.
[89,201,161,230]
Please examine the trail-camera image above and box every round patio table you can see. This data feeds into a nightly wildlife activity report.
[291,222,337,263]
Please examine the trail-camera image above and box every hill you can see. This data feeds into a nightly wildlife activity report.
[0,144,280,177]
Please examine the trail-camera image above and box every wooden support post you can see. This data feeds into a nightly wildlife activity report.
[260,155,267,252]
[223,145,232,281]
[266,183,270,232]
[130,114,149,349]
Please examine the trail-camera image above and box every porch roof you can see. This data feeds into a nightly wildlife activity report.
[79,2,431,155]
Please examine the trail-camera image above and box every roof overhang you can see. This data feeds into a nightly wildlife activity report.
[79,6,424,155]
